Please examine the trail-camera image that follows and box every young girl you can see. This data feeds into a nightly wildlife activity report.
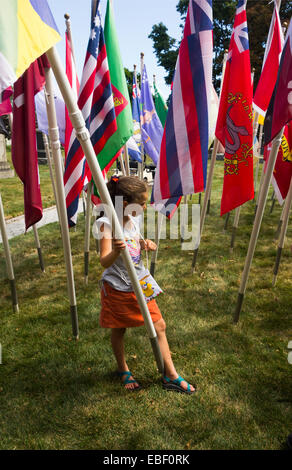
[93,175,195,394]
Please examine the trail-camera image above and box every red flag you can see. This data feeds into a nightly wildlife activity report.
[12,55,50,231]
[253,3,283,117]
[264,122,292,204]
[264,18,292,146]
[0,87,12,116]
[215,0,254,216]
[65,31,80,158]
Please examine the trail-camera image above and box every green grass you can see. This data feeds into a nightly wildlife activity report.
[0,159,292,450]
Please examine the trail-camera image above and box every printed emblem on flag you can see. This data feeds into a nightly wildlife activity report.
[224,93,253,176]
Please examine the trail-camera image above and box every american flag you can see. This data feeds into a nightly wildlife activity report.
[64,0,117,227]
[152,0,213,205]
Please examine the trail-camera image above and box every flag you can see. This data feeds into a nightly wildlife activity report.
[153,81,168,127]
[253,2,284,117]
[12,55,50,231]
[131,72,143,160]
[152,0,213,206]
[35,88,65,145]
[126,136,142,163]
[97,0,134,172]
[264,123,292,205]
[140,64,164,166]
[0,0,60,98]
[215,0,254,216]
[65,30,80,158]
[64,0,117,226]
[0,87,12,115]
[264,18,292,146]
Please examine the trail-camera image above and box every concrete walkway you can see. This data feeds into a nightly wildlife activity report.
[0,199,84,242]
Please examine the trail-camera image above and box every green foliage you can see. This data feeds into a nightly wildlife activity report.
[149,0,292,93]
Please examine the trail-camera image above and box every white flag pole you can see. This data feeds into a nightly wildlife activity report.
[84,181,92,285]
[0,193,19,312]
[46,46,164,374]
[234,128,284,323]
[44,67,79,339]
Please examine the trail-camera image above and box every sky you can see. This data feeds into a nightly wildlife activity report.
[47,0,183,101]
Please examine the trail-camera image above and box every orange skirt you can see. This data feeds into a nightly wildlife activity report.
[100,281,162,328]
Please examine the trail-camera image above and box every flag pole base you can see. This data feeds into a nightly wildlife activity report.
[150,261,156,277]
[150,336,164,375]
[84,251,89,283]
[272,247,282,286]
[70,305,79,340]
[37,247,45,272]
[10,279,19,313]
[233,292,244,324]
[191,248,199,273]
[223,212,230,232]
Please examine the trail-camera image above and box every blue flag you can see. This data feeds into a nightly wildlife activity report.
[131,73,142,162]
[140,65,163,165]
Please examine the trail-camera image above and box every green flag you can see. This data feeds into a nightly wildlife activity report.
[153,82,168,127]
[97,0,133,171]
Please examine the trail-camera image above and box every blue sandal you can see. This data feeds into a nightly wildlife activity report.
[117,371,141,391]
[162,375,196,395]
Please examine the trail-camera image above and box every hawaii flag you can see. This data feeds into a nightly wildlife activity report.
[215,0,254,216]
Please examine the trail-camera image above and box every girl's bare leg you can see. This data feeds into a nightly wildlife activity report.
[154,318,195,392]
[111,328,140,390]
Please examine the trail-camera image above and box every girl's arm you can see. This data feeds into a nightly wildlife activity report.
[99,223,126,268]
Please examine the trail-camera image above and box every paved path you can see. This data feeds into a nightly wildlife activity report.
[0,200,84,242]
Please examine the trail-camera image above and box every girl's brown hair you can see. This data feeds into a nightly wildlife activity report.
[107,176,148,204]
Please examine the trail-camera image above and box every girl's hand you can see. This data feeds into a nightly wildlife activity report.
[112,238,126,253]
[142,239,157,251]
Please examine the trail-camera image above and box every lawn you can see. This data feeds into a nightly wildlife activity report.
[0,158,291,450]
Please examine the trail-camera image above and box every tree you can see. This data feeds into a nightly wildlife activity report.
[149,0,292,94]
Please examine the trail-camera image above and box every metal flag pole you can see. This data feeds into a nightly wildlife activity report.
[272,179,292,286]
[233,128,284,323]
[0,193,19,312]
[46,46,164,374]
[44,67,79,340]
[84,181,92,285]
